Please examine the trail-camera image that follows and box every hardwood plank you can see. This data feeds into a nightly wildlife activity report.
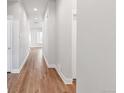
[7,48,76,93]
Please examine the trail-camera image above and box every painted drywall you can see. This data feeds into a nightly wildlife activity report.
[7,1,30,71]
[19,4,30,68]
[43,0,57,65]
[56,0,73,79]
[77,0,116,93]
[30,20,42,29]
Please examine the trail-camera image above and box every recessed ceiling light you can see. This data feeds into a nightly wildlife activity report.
[34,17,38,20]
[33,8,38,11]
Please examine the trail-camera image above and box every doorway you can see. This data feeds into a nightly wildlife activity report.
[30,28,43,47]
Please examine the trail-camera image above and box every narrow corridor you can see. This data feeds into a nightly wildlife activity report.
[7,48,76,93]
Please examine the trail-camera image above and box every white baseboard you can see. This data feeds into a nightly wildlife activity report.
[48,64,57,68]
[44,56,73,84]
[30,43,43,48]
[55,66,73,84]
[11,48,30,73]
[44,56,49,67]
[18,48,30,73]
[11,69,20,73]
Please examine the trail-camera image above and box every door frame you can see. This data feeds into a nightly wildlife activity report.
[72,9,77,79]
[7,15,13,72]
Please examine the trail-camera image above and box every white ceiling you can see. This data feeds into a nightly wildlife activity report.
[8,0,49,28]
[21,0,48,21]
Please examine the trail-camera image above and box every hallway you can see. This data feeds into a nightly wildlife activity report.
[7,48,76,93]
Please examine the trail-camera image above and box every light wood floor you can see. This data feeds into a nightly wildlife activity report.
[7,48,76,93]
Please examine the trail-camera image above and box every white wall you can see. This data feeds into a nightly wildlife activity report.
[30,20,42,29]
[43,0,57,65]
[43,0,75,83]
[56,0,73,79]
[77,0,116,93]
[19,5,30,68]
[7,1,30,71]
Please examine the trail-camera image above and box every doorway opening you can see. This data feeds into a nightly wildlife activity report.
[30,28,43,47]
[7,0,77,93]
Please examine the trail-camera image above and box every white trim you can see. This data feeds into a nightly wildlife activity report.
[7,19,13,72]
[55,65,73,84]
[30,43,43,48]
[44,55,49,67]
[44,56,56,68]
[44,56,73,84]
[48,64,57,68]
[11,69,19,73]
[18,48,30,72]
[72,9,77,79]
[11,48,30,73]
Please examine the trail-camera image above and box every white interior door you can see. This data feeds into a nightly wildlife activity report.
[7,20,12,72]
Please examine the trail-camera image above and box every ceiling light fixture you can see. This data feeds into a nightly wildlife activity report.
[33,8,38,11]
[34,17,38,20]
